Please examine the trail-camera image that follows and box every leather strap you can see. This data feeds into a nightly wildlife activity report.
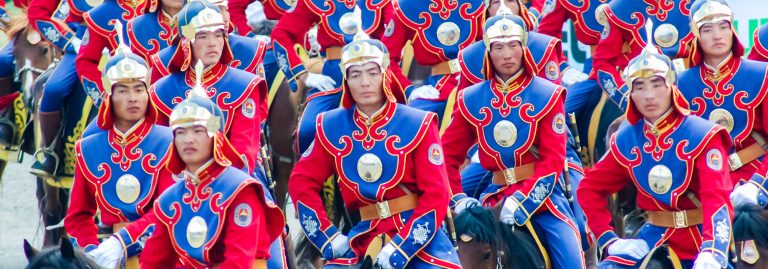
[729,142,765,171]
[325,46,343,60]
[492,163,536,185]
[250,259,267,269]
[112,222,128,233]
[646,209,702,228]
[431,59,461,75]
[359,194,420,221]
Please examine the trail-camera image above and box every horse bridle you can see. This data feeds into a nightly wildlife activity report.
[492,210,512,269]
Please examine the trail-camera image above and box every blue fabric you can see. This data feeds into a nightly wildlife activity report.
[530,209,585,269]
[39,24,87,112]
[564,79,601,118]
[0,41,14,77]
[295,59,343,154]
[460,162,493,199]
[408,98,446,122]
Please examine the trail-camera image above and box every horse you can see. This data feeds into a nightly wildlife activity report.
[454,205,548,269]
[733,204,768,269]
[23,238,99,269]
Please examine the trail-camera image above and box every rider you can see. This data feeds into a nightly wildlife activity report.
[140,80,285,268]
[126,0,183,62]
[381,0,484,127]
[677,0,768,186]
[63,41,173,269]
[576,25,733,269]
[441,13,586,269]
[288,33,459,268]
[149,0,267,175]
[27,0,98,178]
[270,0,392,154]
[75,0,146,97]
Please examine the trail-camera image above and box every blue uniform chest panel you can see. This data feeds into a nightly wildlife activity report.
[395,0,484,58]
[608,0,691,58]
[129,13,171,53]
[306,0,386,43]
[86,0,131,43]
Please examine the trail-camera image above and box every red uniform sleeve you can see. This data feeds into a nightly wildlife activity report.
[269,0,319,81]
[690,137,733,252]
[229,0,254,36]
[76,25,109,93]
[440,92,478,202]
[588,20,625,83]
[214,186,269,268]
[139,208,180,268]
[392,117,450,244]
[64,162,100,250]
[537,0,567,41]
[381,14,415,77]
[576,145,631,252]
[28,0,71,35]
[288,127,339,256]
[227,80,265,175]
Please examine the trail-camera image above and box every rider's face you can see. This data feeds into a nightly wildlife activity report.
[110,80,148,123]
[630,76,673,123]
[173,125,213,169]
[192,30,225,67]
[698,21,733,60]
[489,40,524,80]
[346,62,385,109]
[160,0,183,15]
[487,0,520,17]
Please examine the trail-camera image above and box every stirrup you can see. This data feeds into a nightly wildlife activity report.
[30,147,59,179]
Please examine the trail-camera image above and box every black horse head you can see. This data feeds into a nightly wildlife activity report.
[24,238,99,269]
[454,205,546,269]
[734,204,768,247]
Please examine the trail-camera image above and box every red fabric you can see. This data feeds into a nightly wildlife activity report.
[288,102,450,256]
[64,122,175,248]
[588,20,633,82]
[576,111,733,260]
[748,24,768,62]
[442,73,567,206]
[141,165,282,268]
[228,0,254,36]
[28,0,79,40]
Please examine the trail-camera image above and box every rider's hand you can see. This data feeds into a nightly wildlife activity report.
[407,85,440,102]
[692,251,722,269]
[329,234,351,259]
[730,182,760,207]
[454,197,480,214]
[86,236,123,269]
[498,197,520,225]
[299,72,337,92]
[375,242,396,269]
[561,67,588,86]
[606,239,650,260]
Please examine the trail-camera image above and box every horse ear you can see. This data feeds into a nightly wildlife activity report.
[23,239,39,261]
[60,238,76,260]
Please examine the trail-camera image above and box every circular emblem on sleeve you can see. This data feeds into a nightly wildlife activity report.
[552,113,566,135]
[545,61,559,81]
[428,143,444,165]
[706,149,723,171]
[242,98,256,119]
[234,203,252,227]
[648,164,673,194]
[384,19,395,37]
[115,174,141,204]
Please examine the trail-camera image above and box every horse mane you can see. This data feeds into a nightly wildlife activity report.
[4,11,29,41]
[454,205,545,269]
[25,245,100,269]
[733,204,768,248]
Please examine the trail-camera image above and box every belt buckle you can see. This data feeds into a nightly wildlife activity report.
[673,211,688,228]
[448,59,460,74]
[728,152,743,171]
[376,201,391,219]
[504,168,516,185]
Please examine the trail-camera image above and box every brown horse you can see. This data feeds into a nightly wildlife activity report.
[733,204,768,269]
[1,11,62,248]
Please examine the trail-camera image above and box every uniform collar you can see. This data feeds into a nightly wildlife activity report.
[110,117,149,145]
[703,53,735,82]
[185,63,228,89]
[643,108,679,137]
[184,158,225,186]
[159,9,176,29]
[491,69,531,95]
[354,101,394,127]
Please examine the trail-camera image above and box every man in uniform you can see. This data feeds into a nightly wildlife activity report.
[677,0,768,186]
[441,13,585,269]
[126,0,183,62]
[140,80,285,268]
[288,32,460,268]
[270,0,392,154]
[382,0,484,127]
[577,24,733,269]
[149,0,266,175]
[27,0,98,177]
[63,39,173,269]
